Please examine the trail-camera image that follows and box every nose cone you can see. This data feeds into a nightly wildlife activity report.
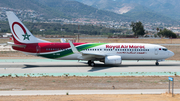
[168,51,174,57]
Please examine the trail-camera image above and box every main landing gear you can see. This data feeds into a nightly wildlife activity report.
[88,60,95,67]
[155,61,159,66]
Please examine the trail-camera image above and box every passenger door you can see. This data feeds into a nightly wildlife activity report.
[36,45,41,54]
[154,47,158,55]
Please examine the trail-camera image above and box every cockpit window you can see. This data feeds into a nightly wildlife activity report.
[162,48,168,51]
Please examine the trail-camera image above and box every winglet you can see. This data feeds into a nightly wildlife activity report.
[68,40,80,54]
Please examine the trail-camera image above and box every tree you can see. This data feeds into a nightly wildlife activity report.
[156,27,159,33]
[130,21,145,37]
[157,28,177,38]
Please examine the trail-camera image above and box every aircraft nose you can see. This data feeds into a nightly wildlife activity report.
[168,51,174,57]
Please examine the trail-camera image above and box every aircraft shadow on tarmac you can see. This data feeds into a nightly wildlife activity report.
[23,64,118,68]
[22,62,180,72]
[23,64,119,72]
[88,64,180,72]
[22,62,120,69]
[23,64,90,68]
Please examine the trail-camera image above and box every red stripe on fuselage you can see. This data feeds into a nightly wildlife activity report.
[12,42,87,53]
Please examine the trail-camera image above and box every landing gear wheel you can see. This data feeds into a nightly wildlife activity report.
[155,62,159,66]
[88,60,91,66]
[88,60,95,67]
[90,62,95,67]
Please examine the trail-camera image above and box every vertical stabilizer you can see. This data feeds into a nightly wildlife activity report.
[6,11,48,44]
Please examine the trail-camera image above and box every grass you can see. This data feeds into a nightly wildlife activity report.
[128,80,133,82]
[107,81,111,83]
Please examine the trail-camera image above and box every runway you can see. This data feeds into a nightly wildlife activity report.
[1,89,180,96]
[0,59,180,76]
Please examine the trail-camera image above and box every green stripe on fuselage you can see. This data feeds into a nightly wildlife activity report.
[38,43,106,59]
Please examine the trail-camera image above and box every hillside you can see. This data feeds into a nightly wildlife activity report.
[37,0,177,24]
[89,0,176,24]
[0,0,130,22]
[75,0,180,20]
[116,0,180,20]
[0,21,125,35]
[0,0,178,24]
[36,0,128,21]
[0,0,65,20]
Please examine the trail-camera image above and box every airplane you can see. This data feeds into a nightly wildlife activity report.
[6,11,174,66]
[60,38,66,43]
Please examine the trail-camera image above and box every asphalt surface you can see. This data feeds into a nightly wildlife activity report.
[0,60,180,95]
[0,89,180,96]
[0,60,180,76]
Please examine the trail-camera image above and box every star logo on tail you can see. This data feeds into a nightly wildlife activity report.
[22,33,31,40]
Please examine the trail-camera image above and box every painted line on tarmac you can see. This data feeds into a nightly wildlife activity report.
[0,89,180,95]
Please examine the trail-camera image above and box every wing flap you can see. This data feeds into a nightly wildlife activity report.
[81,52,105,57]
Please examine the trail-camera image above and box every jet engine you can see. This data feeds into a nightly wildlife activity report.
[104,56,122,64]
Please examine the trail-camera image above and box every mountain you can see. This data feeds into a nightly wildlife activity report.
[75,0,177,24]
[36,0,128,21]
[37,0,177,24]
[90,0,150,14]
[75,0,180,20]
[0,0,129,21]
[0,0,178,24]
[0,0,65,19]
[116,0,180,20]
[74,0,97,6]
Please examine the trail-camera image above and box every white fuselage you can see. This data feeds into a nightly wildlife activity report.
[58,43,174,61]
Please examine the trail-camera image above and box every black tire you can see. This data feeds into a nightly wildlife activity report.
[155,62,159,66]
[90,62,95,67]
[88,60,91,66]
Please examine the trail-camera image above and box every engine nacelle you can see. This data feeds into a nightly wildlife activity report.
[104,56,122,64]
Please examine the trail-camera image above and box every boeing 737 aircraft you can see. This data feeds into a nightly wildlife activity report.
[6,11,174,66]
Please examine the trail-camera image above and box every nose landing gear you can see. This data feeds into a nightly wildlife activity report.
[155,59,165,66]
[155,62,159,66]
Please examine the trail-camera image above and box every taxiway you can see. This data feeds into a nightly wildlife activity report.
[0,60,180,76]
[1,89,180,96]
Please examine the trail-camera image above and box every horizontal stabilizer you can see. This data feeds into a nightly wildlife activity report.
[0,43,8,46]
[7,42,26,48]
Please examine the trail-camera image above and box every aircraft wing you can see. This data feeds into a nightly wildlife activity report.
[77,52,105,60]
[81,52,105,57]
[68,40,105,60]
